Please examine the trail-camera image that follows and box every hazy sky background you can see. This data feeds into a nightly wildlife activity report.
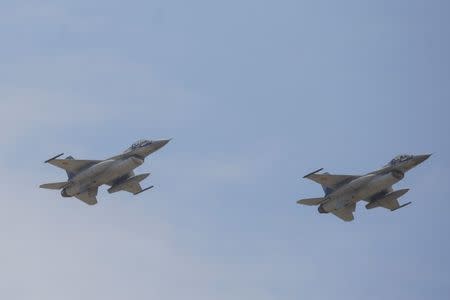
[0,0,449,299]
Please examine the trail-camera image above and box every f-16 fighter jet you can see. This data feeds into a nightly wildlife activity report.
[297,154,431,222]
[40,139,170,205]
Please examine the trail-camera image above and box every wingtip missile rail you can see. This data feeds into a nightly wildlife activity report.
[44,153,64,163]
[391,201,412,212]
[134,186,154,195]
[303,168,324,178]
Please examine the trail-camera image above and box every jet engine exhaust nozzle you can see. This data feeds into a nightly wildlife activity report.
[318,204,327,214]
[61,188,70,197]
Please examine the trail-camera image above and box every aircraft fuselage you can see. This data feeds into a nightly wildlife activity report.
[319,170,404,213]
[62,157,143,197]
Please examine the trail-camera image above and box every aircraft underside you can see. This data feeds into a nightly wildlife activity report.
[39,139,171,205]
[297,163,425,222]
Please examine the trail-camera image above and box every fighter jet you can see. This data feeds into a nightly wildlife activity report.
[297,154,431,222]
[40,139,170,205]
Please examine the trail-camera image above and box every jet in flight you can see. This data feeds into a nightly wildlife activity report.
[297,154,431,222]
[40,139,170,205]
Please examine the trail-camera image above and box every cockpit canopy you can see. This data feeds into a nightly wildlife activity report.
[389,154,413,166]
[125,140,152,152]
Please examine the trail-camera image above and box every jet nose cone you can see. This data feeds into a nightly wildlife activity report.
[156,139,171,148]
[161,139,171,146]
[152,139,171,150]
[415,154,432,165]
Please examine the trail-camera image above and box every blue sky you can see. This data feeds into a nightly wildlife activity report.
[0,0,449,299]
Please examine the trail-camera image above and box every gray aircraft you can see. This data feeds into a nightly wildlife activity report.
[40,139,170,205]
[297,154,431,222]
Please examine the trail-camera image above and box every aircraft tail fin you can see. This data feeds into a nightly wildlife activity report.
[297,197,326,206]
[65,156,76,179]
[40,181,70,190]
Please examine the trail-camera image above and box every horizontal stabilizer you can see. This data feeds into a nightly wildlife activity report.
[40,181,70,190]
[297,197,326,206]
[75,188,98,205]
[331,203,356,222]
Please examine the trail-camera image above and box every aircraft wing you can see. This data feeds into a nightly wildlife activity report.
[365,188,411,211]
[48,159,101,174]
[376,197,411,211]
[305,172,359,190]
[377,198,400,210]
[106,171,145,195]
[75,188,98,205]
[331,203,356,222]
[118,182,143,194]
